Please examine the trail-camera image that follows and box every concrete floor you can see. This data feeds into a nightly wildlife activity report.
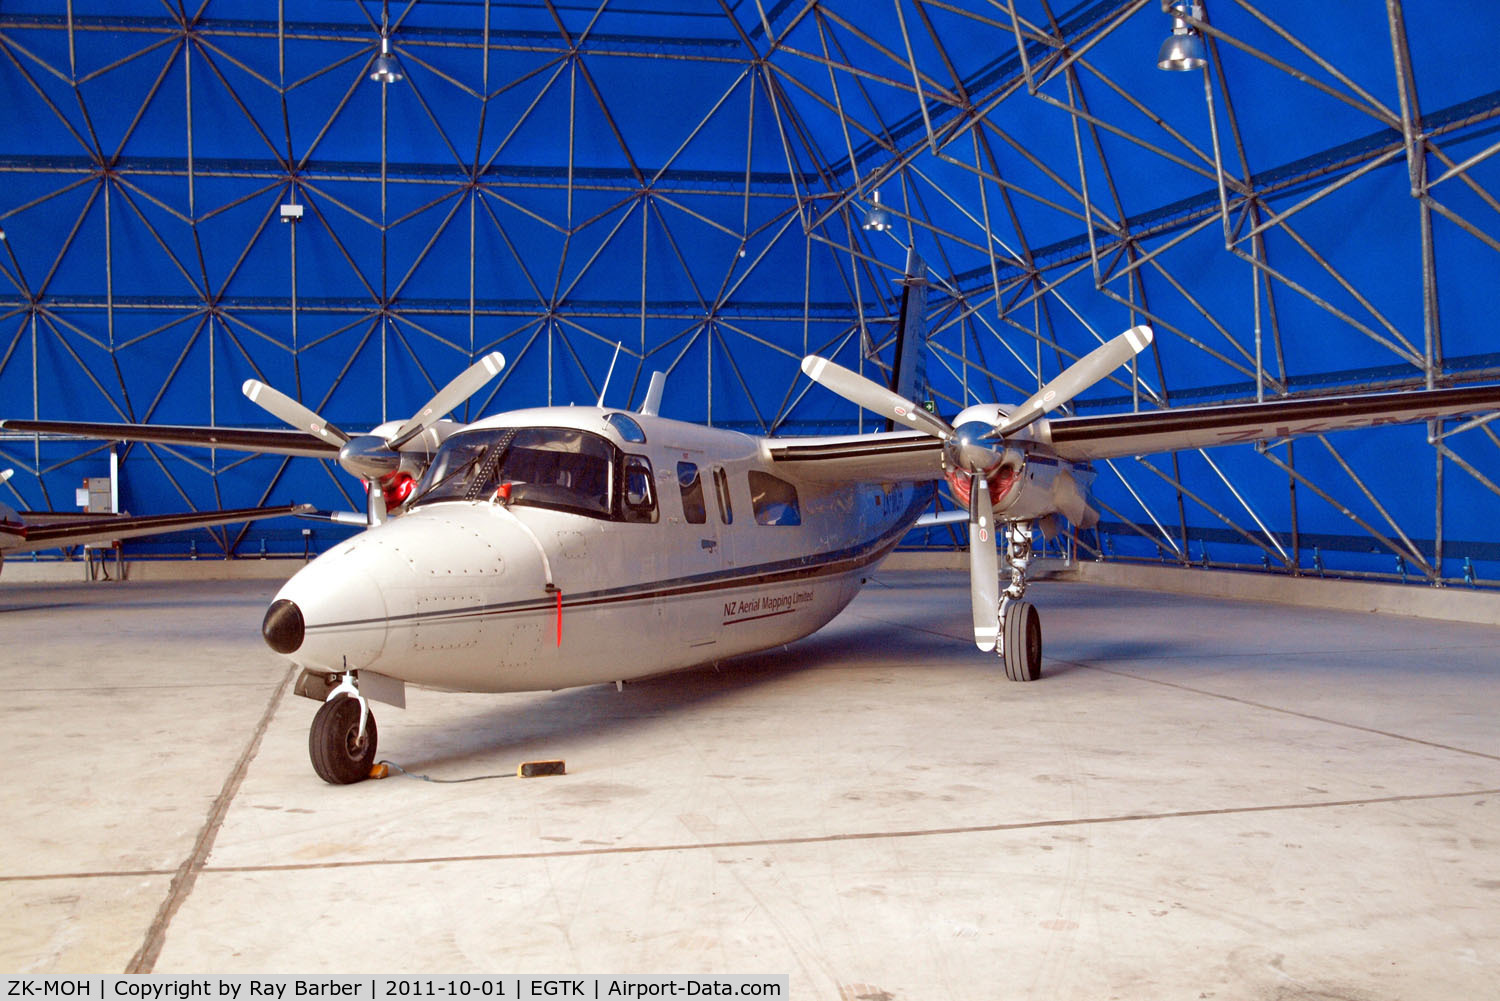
[2,569,1498,998]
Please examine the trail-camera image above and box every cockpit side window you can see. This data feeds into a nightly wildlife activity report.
[621,454,657,524]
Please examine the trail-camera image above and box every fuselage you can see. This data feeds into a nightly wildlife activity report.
[265,407,934,693]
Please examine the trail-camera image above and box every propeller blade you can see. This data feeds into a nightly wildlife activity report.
[242,380,351,447]
[968,475,1000,652]
[992,324,1153,437]
[387,351,505,450]
[801,355,952,440]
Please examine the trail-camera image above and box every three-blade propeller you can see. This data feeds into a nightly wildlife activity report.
[802,325,1152,650]
[242,351,506,524]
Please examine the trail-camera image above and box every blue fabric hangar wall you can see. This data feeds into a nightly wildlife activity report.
[1,1,1498,585]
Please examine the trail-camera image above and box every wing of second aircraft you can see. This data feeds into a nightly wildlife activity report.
[0,419,340,459]
[0,503,314,555]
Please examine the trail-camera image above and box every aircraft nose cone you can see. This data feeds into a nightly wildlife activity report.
[262,598,305,654]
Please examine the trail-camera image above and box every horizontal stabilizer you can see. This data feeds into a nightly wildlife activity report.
[297,509,375,527]
[914,509,967,528]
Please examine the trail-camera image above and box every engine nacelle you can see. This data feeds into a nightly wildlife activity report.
[947,452,1098,527]
[945,461,1023,511]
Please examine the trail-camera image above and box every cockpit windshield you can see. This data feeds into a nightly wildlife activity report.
[412,427,616,517]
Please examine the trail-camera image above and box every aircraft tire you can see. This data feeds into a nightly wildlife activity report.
[1002,600,1042,682]
[309,696,378,785]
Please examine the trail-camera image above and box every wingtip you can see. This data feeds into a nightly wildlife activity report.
[801,356,827,379]
[242,379,263,400]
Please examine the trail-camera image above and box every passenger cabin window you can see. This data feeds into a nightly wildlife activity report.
[748,470,801,526]
[413,426,616,518]
[677,461,707,524]
[605,413,646,444]
[713,466,733,524]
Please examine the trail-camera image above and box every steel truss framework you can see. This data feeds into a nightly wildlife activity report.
[1,1,1498,584]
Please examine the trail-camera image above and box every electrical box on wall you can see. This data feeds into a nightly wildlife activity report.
[77,476,112,513]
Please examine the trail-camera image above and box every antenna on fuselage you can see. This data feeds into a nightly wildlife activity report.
[597,342,623,407]
[639,371,668,417]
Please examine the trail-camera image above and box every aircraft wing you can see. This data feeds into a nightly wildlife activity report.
[0,503,314,554]
[766,430,944,483]
[1043,384,1500,461]
[0,419,339,459]
[768,384,1500,482]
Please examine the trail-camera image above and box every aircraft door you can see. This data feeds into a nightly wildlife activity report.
[674,458,722,569]
[620,452,667,632]
[671,456,721,652]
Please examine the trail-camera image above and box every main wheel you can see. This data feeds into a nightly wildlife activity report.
[1002,600,1042,682]
[309,696,378,785]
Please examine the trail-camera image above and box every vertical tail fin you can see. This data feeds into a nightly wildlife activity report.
[887,247,932,427]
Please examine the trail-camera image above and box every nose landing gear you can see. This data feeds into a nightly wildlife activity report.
[309,672,379,784]
[998,521,1042,682]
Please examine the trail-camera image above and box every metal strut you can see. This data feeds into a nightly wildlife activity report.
[1004,520,1034,600]
[997,521,1034,656]
[327,670,371,742]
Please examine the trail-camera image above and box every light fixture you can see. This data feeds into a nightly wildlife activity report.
[279,203,304,223]
[0,225,7,241]
[369,33,403,84]
[862,189,892,232]
[1156,1,1207,72]
[369,1,403,85]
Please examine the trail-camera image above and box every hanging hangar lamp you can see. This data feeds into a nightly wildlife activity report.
[1157,1,1208,71]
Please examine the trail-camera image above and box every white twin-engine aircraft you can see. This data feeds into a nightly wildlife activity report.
[6,256,1500,784]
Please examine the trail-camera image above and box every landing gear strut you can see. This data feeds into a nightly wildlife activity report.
[998,521,1042,682]
[309,672,378,784]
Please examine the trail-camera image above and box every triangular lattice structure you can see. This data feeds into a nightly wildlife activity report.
[2,2,1498,583]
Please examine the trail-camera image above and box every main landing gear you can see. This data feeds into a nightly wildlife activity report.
[998,521,1042,682]
[309,672,379,784]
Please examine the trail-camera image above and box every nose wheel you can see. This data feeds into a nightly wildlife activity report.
[997,522,1042,682]
[309,688,379,784]
[1000,598,1042,682]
